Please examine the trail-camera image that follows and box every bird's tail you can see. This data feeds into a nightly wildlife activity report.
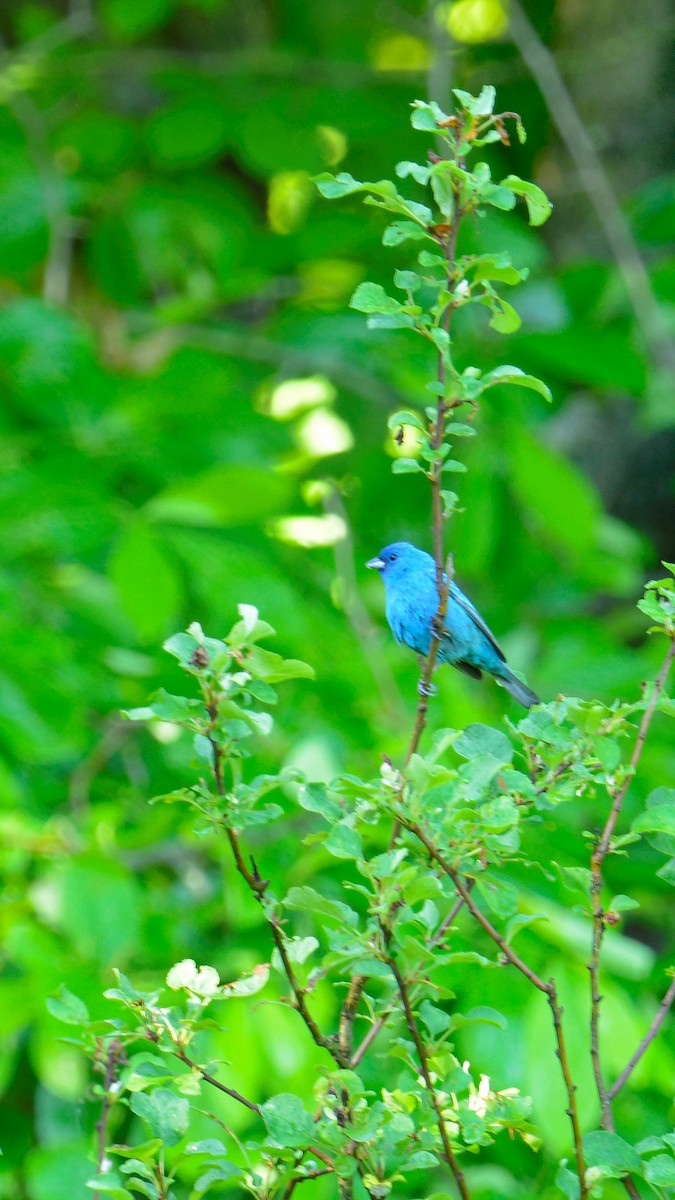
[496,666,540,709]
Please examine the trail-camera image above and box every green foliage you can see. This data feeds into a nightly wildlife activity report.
[1,5,674,1200]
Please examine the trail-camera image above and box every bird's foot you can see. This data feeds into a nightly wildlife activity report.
[418,679,437,697]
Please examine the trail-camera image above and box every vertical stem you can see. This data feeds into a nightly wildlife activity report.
[588,638,675,1130]
[384,945,471,1200]
[547,982,589,1198]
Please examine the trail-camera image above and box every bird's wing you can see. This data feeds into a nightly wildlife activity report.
[447,581,506,663]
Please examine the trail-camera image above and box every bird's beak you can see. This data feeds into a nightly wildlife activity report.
[366,557,385,571]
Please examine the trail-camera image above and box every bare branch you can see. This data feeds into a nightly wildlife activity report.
[609,974,675,1100]
[589,637,675,1128]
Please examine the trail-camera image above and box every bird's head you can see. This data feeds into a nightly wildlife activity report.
[366,541,431,584]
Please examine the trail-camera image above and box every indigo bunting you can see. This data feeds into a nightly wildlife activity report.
[366,541,539,708]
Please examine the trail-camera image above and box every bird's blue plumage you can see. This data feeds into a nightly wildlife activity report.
[367,542,539,708]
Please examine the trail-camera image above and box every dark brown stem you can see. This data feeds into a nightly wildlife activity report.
[409,823,549,991]
[589,638,675,1128]
[407,825,588,1198]
[382,936,471,1200]
[175,1048,261,1113]
[609,975,675,1099]
[283,1167,333,1199]
[547,983,589,1199]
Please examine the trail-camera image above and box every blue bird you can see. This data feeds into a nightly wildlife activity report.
[366,542,539,708]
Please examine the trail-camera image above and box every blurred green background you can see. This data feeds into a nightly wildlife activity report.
[0,0,673,1195]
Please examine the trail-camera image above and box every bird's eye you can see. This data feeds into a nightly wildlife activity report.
[389,553,397,562]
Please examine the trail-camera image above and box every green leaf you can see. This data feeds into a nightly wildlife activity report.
[193,1164,241,1194]
[271,937,318,972]
[419,999,451,1036]
[454,724,513,763]
[324,821,363,860]
[297,782,342,821]
[608,895,640,914]
[395,161,431,185]
[505,913,547,944]
[476,875,519,918]
[261,1094,315,1149]
[632,805,675,837]
[501,175,553,226]
[410,99,449,131]
[645,1155,675,1186]
[488,298,522,334]
[382,220,432,246]
[391,457,423,474]
[245,646,315,682]
[387,409,426,433]
[46,985,90,1026]
[350,282,401,315]
[480,365,552,403]
[130,1089,190,1147]
[284,886,358,927]
[451,1005,507,1030]
[314,172,365,198]
[85,1176,133,1199]
[583,1130,643,1178]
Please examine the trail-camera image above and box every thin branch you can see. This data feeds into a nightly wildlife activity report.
[508,0,671,366]
[589,638,675,1127]
[609,974,675,1100]
[382,937,471,1200]
[350,889,468,1067]
[596,639,675,865]
[409,823,549,991]
[407,824,588,1198]
[283,1167,333,1200]
[174,1048,261,1113]
[205,690,347,1068]
[546,982,589,1200]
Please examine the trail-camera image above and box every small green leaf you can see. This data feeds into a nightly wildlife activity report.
[410,99,449,131]
[387,409,426,433]
[324,821,363,860]
[645,1155,675,1186]
[130,1089,190,1147]
[47,985,89,1026]
[501,175,553,226]
[488,299,522,334]
[350,282,403,315]
[419,999,451,1036]
[382,220,432,246]
[455,724,513,763]
[261,1094,315,1149]
[284,886,359,927]
[480,365,552,403]
[608,895,640,914]
[392,457,423,474]
[583,1130,643,1178]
